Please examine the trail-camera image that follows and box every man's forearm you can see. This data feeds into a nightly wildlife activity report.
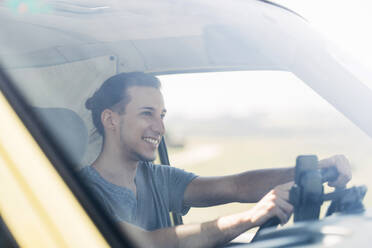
[234,167,294,203]
[120,212,255,248]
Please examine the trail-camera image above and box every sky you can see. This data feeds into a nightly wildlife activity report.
[159,1,372,121]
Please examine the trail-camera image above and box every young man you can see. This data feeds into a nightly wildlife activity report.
[81,72,352,247]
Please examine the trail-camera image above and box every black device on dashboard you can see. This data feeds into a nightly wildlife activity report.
[252,155,367,242]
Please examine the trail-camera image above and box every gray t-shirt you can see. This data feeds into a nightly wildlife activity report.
[79,162,197,230]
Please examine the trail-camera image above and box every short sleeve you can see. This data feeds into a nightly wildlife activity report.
[149,164,197,215]
[166,166,198,215]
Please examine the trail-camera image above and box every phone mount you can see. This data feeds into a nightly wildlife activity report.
[252,155,367,242]
[291,155,367,221]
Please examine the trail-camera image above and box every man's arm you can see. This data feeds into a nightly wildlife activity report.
[119,183,293,248]
[184,167,294,207]
[184,155,351,207]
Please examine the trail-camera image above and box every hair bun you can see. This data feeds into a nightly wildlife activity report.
[85,97,95,110]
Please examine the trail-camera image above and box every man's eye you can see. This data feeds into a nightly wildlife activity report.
[142,111,152,116]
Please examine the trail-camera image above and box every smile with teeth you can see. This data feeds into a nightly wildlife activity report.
[143,137,160,145]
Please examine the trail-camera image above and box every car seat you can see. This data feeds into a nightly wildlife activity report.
[32,107,88,168]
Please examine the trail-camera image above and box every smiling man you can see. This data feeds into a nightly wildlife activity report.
[81,72,351,248]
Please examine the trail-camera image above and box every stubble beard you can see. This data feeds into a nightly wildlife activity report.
[120,136,156,163]
[119,120,156,163]
[121,142,156,163]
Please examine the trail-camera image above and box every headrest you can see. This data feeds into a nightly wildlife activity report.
[32,107,88,166]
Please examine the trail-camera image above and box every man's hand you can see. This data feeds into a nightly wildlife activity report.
[319,155,352,188]
[248,182,294,226]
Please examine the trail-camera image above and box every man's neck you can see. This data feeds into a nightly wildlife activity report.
[92,142,139,189]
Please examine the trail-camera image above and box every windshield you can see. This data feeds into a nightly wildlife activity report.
[1,0,372,246]
[159,71,372,231]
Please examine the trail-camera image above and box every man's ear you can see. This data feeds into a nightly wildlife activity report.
[101,109,120,132]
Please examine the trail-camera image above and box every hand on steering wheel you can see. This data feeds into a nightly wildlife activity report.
[249,182,293,242]
[249,182,294,227]
[319,155,352,188]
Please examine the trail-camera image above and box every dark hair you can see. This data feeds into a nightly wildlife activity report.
[85,72,161,136]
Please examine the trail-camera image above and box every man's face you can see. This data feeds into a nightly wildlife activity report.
[118,86,166,162]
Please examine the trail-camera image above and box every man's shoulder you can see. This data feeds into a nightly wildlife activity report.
[140,161,197,179]
[140,161,167,170]
[140,161,180,174]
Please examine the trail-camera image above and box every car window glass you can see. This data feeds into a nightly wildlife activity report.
[159,71,372,228]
